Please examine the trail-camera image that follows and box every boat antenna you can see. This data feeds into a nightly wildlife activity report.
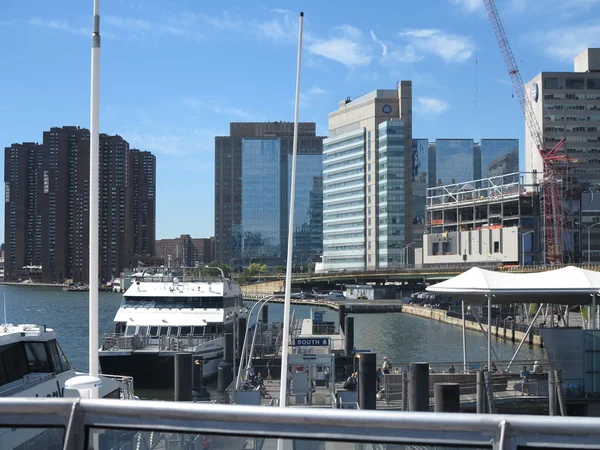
[88,0,101,398]
[279,11,304,411]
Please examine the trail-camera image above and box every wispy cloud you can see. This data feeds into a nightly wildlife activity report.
[416,97,450,115]
[307,86,328,95]
[181,11,242,30]
[398,29,474,63]
[300,86,328,107]
[528,24,600,61]
[449,0,483,13]
[370,30,388,57]
[181,97,251,119]
[104,15,205,40]
[307,25,372,67]
[28,17,87,35]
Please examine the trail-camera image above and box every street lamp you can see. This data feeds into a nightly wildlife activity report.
[402,242,415,268]
[520,231,534,268]
[585,222,600,264]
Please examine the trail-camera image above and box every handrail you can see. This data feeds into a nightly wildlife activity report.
[2,398,600,449]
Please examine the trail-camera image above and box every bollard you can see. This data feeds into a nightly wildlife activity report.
[548,369,557,416]
[338,304,346,333]
[261,304,269,325]
[192,357,204,399]
[345,316,355,356]
[237,317,247,359]
[434,383,460,412]
[217,360,233,393]
[476,370,486,414]
[408,362,429,412]
[401,371,409,411]
[358,352,377,410]
[174,353,192,401]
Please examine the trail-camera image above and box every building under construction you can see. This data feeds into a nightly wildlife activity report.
[415,172,540,267]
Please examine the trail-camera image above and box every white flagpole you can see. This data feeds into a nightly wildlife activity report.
[278,11,304,410]
[89,0,101,398]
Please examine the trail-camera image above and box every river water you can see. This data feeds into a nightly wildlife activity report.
[0,285,545,373]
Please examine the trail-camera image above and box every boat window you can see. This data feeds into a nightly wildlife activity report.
[138,326,148,336]
[160,327,169,336]
[47,340,66,373]
[169,327,179,336]
[192,326,204,336]
[24,342,53,373]
[149,326,159,336]
[1,342,30,383]
[55,342,71,371]
[125,326,136,335]
[180,326,191,336]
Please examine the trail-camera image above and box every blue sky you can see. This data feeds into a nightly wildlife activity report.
[1,0,599,240]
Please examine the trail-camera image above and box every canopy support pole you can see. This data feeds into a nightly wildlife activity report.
[462,301,467,374]
[472,307,502,369]
[506,303,544,372]
[593,293,597,330]
[487,294,491,375]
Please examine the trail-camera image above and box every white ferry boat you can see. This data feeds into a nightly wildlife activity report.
[0,323,133,449]
[99,267,245,389]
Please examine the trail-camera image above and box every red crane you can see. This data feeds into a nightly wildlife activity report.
[483,0,566,264]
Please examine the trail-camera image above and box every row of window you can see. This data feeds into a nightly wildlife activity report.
[123,324,224,337]
[545,104,599,111]
[544,77,600,90]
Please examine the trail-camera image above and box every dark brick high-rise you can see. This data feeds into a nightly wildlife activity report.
[4,126,156,283]
[128,149,156,261]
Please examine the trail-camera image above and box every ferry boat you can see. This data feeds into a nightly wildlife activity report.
[0,323,133,449]
[99,267,245,389]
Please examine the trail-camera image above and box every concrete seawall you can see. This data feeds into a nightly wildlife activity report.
[401,305,543,347]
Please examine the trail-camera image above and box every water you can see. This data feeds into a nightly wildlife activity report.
[0,286,545,374]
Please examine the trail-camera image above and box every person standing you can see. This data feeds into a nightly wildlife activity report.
[520,366,530,396]
[382,356,392,375]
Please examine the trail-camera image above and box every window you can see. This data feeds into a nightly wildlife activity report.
[125,326,136,335]
[494,241,500,253]
[138,326,148,336]
[149,326,159,336]
[544,78,564,89]
[588,79,600,90]
[160,327,169,336]
[24,342,52,373]
[566,78,585,89]
[169,327,179,336]
[180,326,192,336]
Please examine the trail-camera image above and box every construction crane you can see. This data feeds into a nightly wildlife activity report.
[483,0,567,265]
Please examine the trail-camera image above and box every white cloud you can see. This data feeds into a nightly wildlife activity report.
[450,0,483,13]
[307,86,327,95]
[398,29,474,63]
[104,15,204,40]
[370,30,388,57]
[182,11,242,30]
[529,25,600,61]
[28,17,87,35]
[387,46,422,63]
[416,97,450,115]
[307,25,373,67]
[181,97,251,119]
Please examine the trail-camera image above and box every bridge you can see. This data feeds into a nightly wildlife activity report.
[241,263,600,293]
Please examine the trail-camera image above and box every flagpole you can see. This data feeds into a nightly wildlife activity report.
[89,0,101,399]
[278,11,304,410]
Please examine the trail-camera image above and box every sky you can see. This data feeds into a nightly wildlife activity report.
[1,0,600,240]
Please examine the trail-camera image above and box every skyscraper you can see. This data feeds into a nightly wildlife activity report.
[4,126,156,282]
[434,139,479,186]
[323,82,413,270]
[214,122,324,267]
[129,149,156,259]
[525,48,600,262]
[481,139,518,178]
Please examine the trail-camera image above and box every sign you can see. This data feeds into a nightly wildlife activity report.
[382,104,392,114]
[293,338,330,347]
[313,311,323,323]
[351,349,371,354]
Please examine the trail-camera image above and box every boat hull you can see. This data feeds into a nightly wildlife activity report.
[99,351,222,389]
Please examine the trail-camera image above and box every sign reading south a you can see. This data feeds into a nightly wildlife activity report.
[294,338,330,347]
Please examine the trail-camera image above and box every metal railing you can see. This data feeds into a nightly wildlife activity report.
[3,397,600,449]
[101,333,220,352]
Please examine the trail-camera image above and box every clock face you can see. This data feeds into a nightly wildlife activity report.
[531,82,539,102]
[382,104,392,114]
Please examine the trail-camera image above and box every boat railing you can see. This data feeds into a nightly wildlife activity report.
[3,397,600,449]
[0,373,56,397]
[101,333,220,352]
[100,374,136,400]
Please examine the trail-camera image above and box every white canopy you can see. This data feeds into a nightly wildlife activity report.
[426,266,600,305]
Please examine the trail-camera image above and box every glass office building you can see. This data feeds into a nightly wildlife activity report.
[434,139,479,186]
[377,120,407,268]
[481,139,519,177]
[322,128,366,270]
[240,139,282,259]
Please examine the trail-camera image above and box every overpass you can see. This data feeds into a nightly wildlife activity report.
[240,263,600,294]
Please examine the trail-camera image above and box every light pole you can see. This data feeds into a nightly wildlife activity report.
[402,242,415,268]
[585,222,600,264]
[520,231,534,267]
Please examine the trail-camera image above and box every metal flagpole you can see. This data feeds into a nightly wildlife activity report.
[461,301,467,373]
[89,0,101,399]
[279,11,304,409]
